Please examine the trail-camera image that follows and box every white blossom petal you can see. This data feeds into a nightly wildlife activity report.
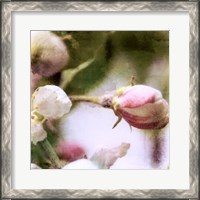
[90,143,130,169]
[31,163,41,169]
[31,121,47,145]
[32,85,72,119]
[62,159,98,169]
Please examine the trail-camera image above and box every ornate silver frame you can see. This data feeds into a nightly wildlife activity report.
[1,1,199,199]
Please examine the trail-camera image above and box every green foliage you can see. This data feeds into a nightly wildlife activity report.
[31,124,59,168]
[37,31,169,94]
[31,143,50,169]
[65,46,109,94]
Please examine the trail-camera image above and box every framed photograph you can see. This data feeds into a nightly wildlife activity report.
[1,1,199,199]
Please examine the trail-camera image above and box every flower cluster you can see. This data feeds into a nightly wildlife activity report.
[30,31,169,169]
[31,85,72,145]
[31,83,169,168]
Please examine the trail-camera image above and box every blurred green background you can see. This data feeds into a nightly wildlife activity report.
[41,31,169,97]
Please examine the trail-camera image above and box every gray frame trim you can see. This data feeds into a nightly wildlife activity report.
[1,1,198,199]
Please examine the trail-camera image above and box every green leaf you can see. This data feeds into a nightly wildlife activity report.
[60,58,95,89]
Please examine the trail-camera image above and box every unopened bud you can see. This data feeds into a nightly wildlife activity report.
[31,31,69,77]
[112,85,169,130]
[32,85,72,119]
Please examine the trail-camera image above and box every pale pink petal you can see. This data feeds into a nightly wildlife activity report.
[112,85,169,130]
[56,141,86,162]
[90,143,130,169]
[119,85,161,108]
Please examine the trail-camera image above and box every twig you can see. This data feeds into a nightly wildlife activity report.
[69,95,113,109]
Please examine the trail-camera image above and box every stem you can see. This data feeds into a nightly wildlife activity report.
[69,95,113,109]
[39,138,61,169]
[70,95,101,104]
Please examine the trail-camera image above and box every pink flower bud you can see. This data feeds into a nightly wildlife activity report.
[56,141,86,162]
[112,85,169,130]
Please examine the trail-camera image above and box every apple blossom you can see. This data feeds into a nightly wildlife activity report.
[112,85,169,129]
[32,85,72,119]
[31,31,69,77]
[56,141,86,162]
[31,120,47,145]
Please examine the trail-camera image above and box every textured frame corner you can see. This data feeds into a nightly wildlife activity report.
[1,1,198,199]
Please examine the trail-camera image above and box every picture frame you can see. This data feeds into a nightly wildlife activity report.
[1,1,199,199]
